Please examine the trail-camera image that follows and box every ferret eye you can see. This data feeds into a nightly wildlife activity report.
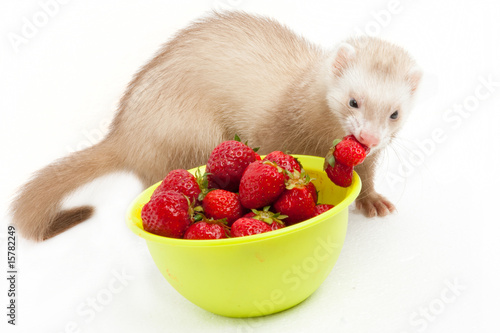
[349,98,358,108]
[390,110,399,119]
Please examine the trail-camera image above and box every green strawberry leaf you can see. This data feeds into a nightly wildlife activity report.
[328,156,336,167]
[331,139,341,148]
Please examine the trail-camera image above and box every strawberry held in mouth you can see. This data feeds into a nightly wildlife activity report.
[334,135,370,166]
[324,135,369,187]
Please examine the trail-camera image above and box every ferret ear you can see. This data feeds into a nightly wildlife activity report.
[406,67,423,95]
[332,42,356,76]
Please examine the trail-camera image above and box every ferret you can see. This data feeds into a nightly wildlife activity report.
[10,11,422,241]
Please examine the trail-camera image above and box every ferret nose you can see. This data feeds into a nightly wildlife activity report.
[359,131,380,148]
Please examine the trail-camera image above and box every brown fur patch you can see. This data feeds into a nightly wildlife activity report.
[43,206,94,240]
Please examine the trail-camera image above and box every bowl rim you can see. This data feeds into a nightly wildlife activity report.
[126,155,361,247]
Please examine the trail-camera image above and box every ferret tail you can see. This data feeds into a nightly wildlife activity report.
[10,138,121,241]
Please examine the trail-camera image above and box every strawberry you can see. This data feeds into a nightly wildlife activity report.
[325,161,353,187]
[239,161,286,209]
[323,135,371,187]
[269,167,317,225]
[205,136,258,192]
[284,168,318,203]
[202,189,245,225]
[306,181,318,204]
[193,168,211,202]
[333,135,369,167]
[273,185,316,225]
[263,151,301,178]
[243,206,286,230]
[183,219,229,240]
[313,204,335,216]
[141,190,192,238]
[324,138,356,188]
[152,169,201,204]
[230,217,273,237]
[344,134,371,155]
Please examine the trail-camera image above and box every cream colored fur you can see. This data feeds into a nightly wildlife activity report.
[11,11,421,241]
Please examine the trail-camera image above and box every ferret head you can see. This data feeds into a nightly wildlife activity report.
[325,36,422,152]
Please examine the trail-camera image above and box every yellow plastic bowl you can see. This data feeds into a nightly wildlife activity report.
[126,155,361,318]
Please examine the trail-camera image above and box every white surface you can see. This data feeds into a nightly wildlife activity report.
[1,1,500,332]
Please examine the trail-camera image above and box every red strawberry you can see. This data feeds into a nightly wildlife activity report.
[141,190,192,238]
[284,167,318,203]
[333,135,369,167]
[263,151,301,177]
[306,181,318,204]
[344,134,371,155]
[230,217,273,237]
[183,220,228,240]
[324,138,355,188]
[239,161,286,209]
[202,189,245,225]
[152,169,201,204]
[325,162,353,187]
[273,186,316,225]
[243,206,286,230]
[205,137,258,192]
[313,204,335,216]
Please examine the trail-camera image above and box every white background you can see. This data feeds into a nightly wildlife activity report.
[1,0,500,332]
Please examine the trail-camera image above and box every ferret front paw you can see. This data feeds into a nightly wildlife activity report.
[355,192,396,217]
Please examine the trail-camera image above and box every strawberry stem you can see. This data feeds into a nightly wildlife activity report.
[249,206,287,226]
